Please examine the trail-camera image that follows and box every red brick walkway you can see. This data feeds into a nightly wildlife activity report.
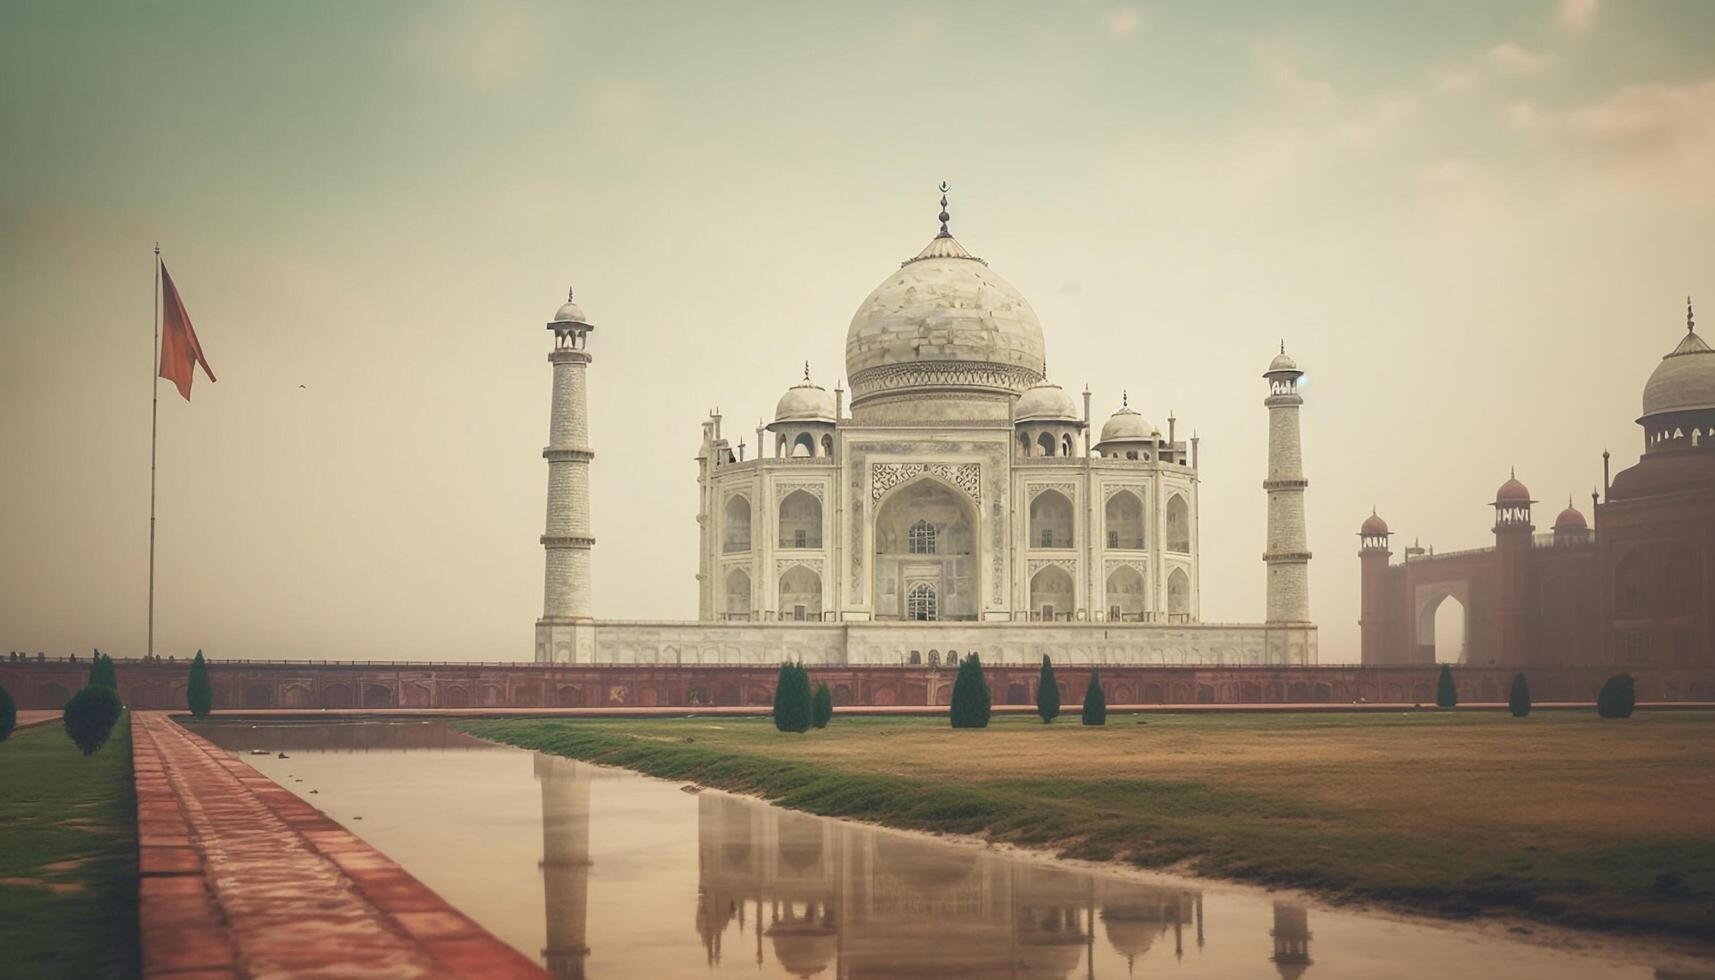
[132,712,543,978]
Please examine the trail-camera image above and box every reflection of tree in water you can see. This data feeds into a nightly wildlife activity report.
[1271,902,1313,980]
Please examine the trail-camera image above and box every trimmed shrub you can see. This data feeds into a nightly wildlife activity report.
[1597,673,1636,719]
[89,650,117,690]
[772,662,812,733]
[1435,664,1457,708]
[0,684,15,742]
[949,653,991,729]
[1508,672,1531,718]
[1081,670,1107,726]
[63,685,123,756]
[1035,655,1060,724]
[188,650,213,718]
[811,683,833,729]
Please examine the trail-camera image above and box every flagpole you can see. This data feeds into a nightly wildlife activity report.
[149,244,160,660]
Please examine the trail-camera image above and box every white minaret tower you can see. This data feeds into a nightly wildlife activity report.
[536,289,596,663]
[1263,342,1311,625]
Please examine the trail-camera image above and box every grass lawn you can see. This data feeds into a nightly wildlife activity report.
[0,714,139,979]
[460,710,1715,939]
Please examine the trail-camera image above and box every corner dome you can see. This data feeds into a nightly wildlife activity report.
[775,376,836,423]
[1360,511,1389,536]
[550,288,589,327]
[1098,405,1156,445]
[1495,474,1532,503]
[1554,504,1587,529]
[1641,316,1715,419]
[1267,351,1298,373]
[845,232,1046,405]
[1015,381,1080,423]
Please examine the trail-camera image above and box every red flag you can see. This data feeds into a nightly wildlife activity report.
[158,261,216,401]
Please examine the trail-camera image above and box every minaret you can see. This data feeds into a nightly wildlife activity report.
[536,289,596,663]
[1358,510,1392,664]
[536,754,593,979]
[1263,343,1311,624]
[1492,469,1535,666]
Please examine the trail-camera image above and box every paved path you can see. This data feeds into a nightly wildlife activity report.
[132,712,543,978]
[12,709,57,730]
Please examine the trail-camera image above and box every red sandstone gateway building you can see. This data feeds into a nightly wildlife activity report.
[1360,302,1715,670]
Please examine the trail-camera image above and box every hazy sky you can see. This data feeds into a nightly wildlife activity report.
[3,0,1712,663]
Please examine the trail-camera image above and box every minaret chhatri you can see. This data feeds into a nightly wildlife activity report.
[1263,343,1312,624]
[536,288,596,663]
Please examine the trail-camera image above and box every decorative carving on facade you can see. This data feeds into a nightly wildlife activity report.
[1104,558,1149,577]
[1028,482,1077,503]
[776,557,825,578]
[850,360,1043,400]
[774,482,826,504]
[1027,557,1080,576]
[870,462,983,503]
[1104,483,1146,501]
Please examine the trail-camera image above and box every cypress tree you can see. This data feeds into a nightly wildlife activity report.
[949,653,991,729]
[0,684,15,742]
[1035,655,1060,724]
[811,683,833,729]
[1081,670,1106,726]
[63,686,123,756]
[1508,672,1531,718]
[1597,673,1636,719]
[187,650,213,718]
[89,650,117,690]
[1435,664,1457,708]
[772,662,812,733]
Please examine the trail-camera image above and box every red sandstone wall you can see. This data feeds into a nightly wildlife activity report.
[2,658,1711,711]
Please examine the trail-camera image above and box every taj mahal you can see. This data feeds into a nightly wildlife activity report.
[533,188,1318,667]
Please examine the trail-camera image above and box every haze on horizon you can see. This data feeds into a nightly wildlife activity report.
[3,0,1712,663]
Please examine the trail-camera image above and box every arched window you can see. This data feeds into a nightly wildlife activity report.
[1616,550,1649,618]
[778,565,822,621]
[1105,565,1145,621]
[1036,432,1057,457]
[907,583,938,621]
[908,650,921,665]
[1165,494,1190,553]
[1105,490,1144,549]
[927,650,940,667]
[778,490,822,549]
[723,496,751,553]
[1030,565,1075,621]
[791,432,816,457]
[1018,431,1032,457]
[724,568,752,619]
[1029,489,1074,549]
[1062,434,1073,457]
[908,519,937,555]
[821,434,834,457]
[1167,568,1190,617]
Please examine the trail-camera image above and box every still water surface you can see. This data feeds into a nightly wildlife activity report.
[194,721,1706,980]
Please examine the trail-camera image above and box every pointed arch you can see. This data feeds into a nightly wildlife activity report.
[1035,431,1057,457]
[724,567,752,619]
[1165,494,1190,553]
[1166,567,1191,617]
[1030,565,1075,621]
[874,474,980,621]
[1104,489,1144,550]
[1029,489,1074,550]
[778,489,822,548]
[791,432,816,457]
[778,564,823,621]
[1105,565,1145,621]
[723,495,752,553]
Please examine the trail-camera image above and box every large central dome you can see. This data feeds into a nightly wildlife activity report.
[845,231,1047,406]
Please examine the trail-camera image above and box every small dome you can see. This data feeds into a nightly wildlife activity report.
[1360,511,1389,536]
[1015,381,1080,423]
[1641,320,1715,418]
[1554,504,1587,530]
[1099,405,1157,444]
[775,377,836,423]
[1267,350,1298,373]
[550,288,589,326]
[1495,474,1532,503]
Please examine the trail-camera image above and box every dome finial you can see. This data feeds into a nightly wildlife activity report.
[1280,339,1286,355]
[1122,389,1129,408]
[937,180,951,237]
[1690,295,1697,334]
[1510,465,1517,479]
[803,360,811,381]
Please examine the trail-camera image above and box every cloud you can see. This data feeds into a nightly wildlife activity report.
[588,81,651,126]
[1485,42,1554,77]
[900,13,940,46]
[1252,43,1335,111]
[402,2,546,88]
[1558,0,1598,33]
[1512,80,1715,195]
[1104,7,1143,39]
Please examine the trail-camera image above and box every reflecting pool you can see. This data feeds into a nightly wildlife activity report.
[193,721,1710,980]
